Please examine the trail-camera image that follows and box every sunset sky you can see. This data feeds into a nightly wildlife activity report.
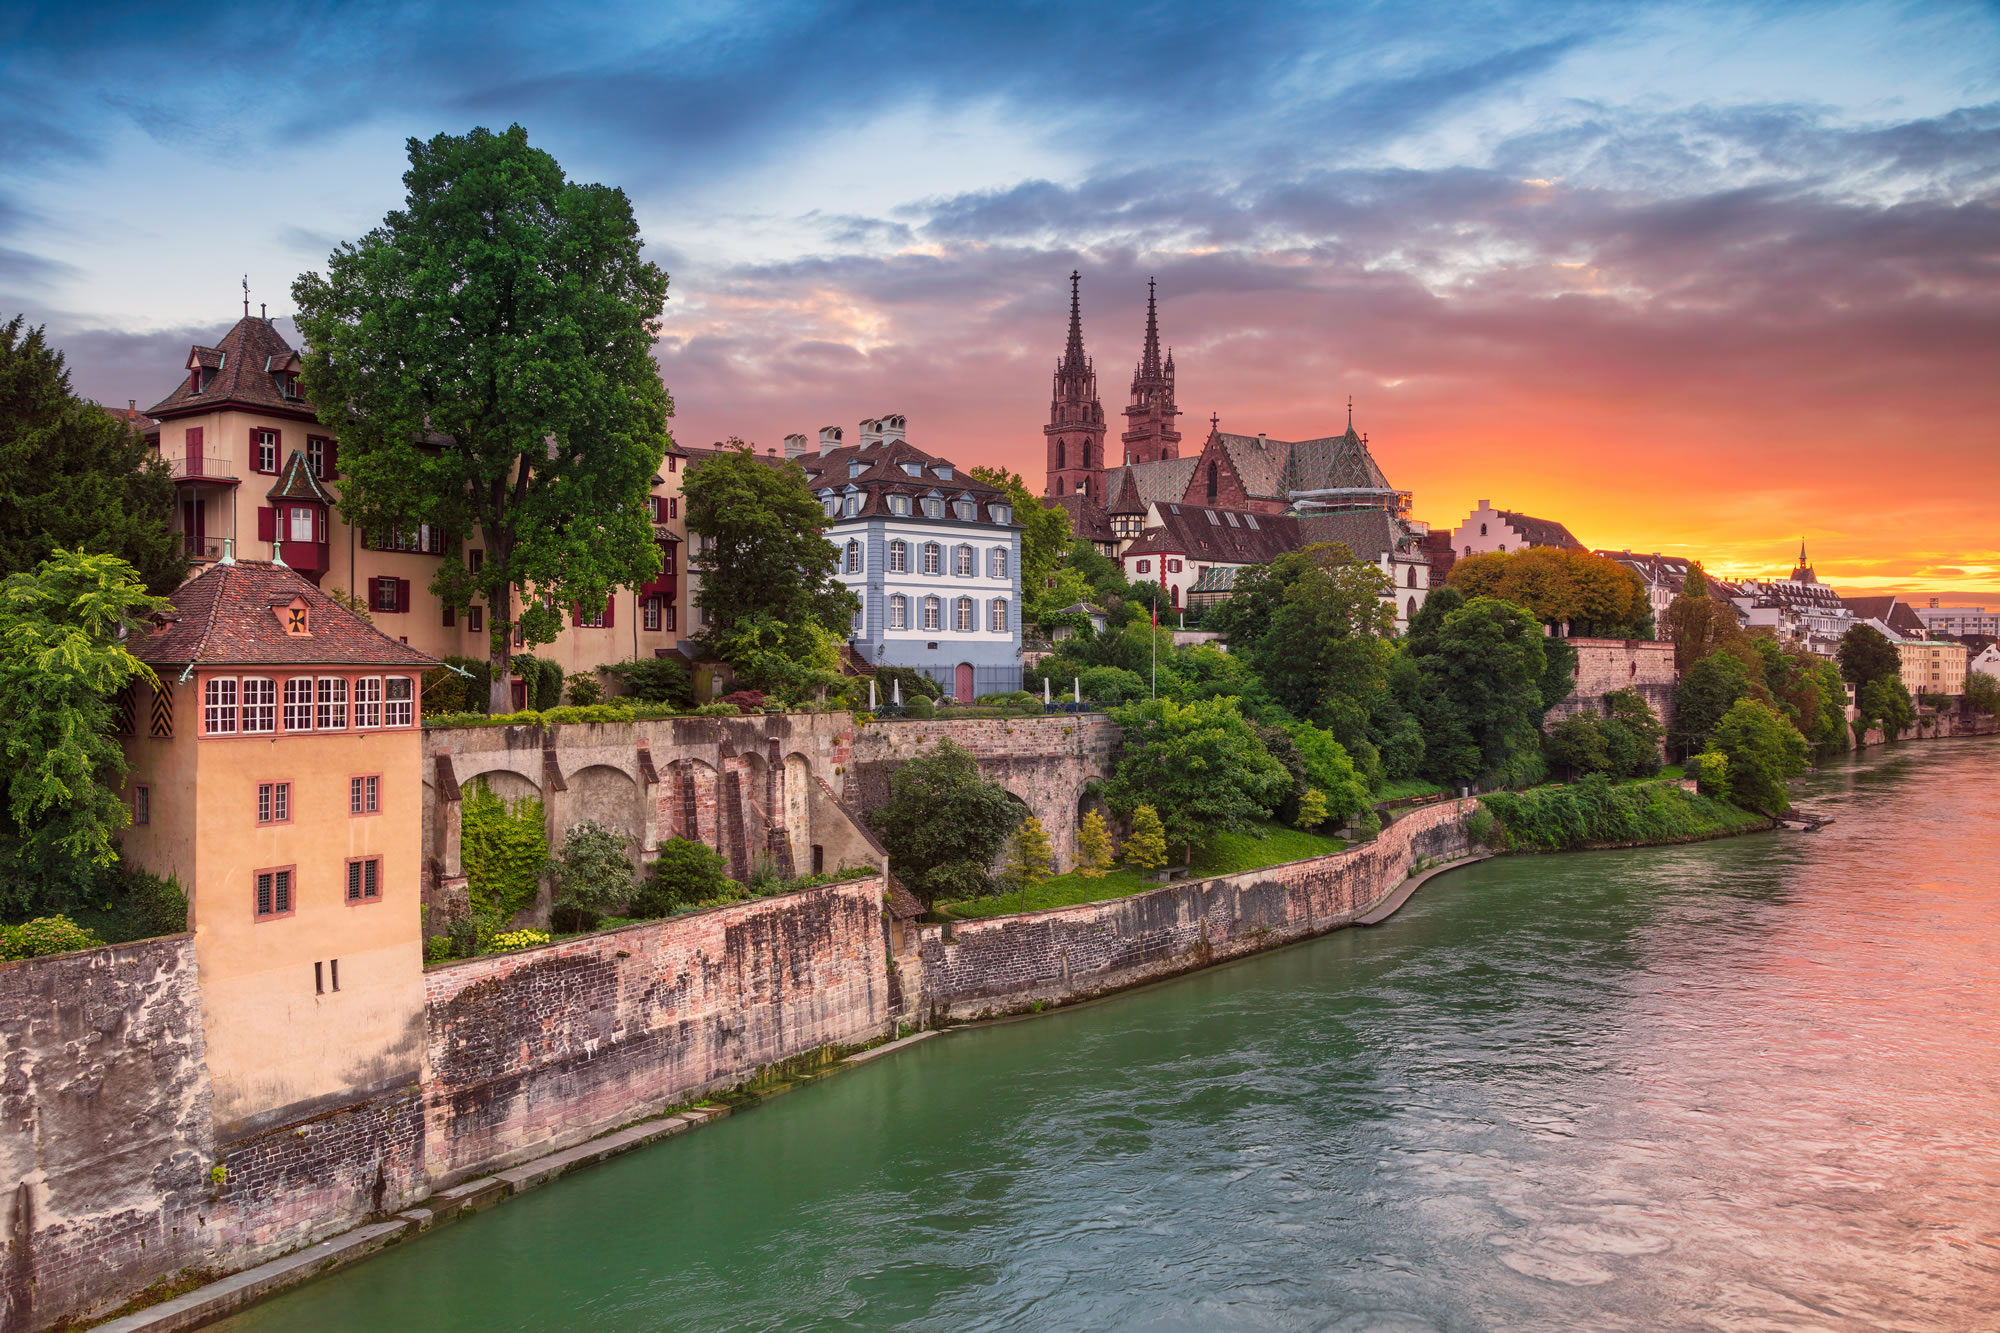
[4,1,1995,599]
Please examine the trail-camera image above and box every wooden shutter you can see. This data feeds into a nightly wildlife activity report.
[324,438,338,478]
[443,603,456,628]
[571,602,583,627]
[602,597,614,628]
[256,506,275,542]
[396,578,411,613]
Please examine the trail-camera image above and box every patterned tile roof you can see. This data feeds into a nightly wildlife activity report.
[265,449,334,504]
[131,560,438,669]
[1294,510,1405,563]
[146,316,314,420]
[1122,504,1300,563]
[1101,456,1198,510]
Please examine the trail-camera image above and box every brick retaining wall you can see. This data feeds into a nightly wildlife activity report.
[912,799,1476,1021]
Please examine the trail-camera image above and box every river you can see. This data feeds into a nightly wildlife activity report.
[217,739,2000,1332]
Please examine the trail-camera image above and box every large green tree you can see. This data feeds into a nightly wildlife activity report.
[869,739,1021,905]
[1408,595,1550,787]
[1837,624,1902,689]
[0,549,167,918]
[1669,650,1755,756]
[1102,695,1290,864]
[0,317,184,594]
[1212,543,1394,741]
[1662,562,1745,672]
[973,470,1073,624]
[292,125,672,711]
[1446,547,1653,638]
[1709,698,1810,812]
[683,442,857,673]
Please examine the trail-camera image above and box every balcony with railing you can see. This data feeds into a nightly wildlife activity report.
[168,451,237,482]
[181,535,223,561]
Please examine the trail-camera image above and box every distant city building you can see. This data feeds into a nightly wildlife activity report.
[1451,501,1583,559]
[1916,600,2000,638]
[800,416,1022,702]
[1970,643,2000,682]
[1842,595,1930,642]
[1882,636,1968,698]
[1731,544,1854,652]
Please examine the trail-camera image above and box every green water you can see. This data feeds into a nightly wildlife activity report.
[218,741,2000,1331]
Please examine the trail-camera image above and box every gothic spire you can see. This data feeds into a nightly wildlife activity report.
[1799,538,1808,565]
[1062,270,1087,372]
[1137,277,1163,381]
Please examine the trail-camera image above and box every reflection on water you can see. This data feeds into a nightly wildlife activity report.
[219,740,2000,1332]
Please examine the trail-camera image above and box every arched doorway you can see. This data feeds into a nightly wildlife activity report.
[955,662,975,702]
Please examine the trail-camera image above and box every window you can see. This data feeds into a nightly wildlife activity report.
[468,549,484,574]
[890,594,908,630]
[257,781,290,825]
[1205,510,1220,525]
[468,605,484,633]
[990,547,1008,579]
[934,466,953,480]
[385,677,414,727]
[1480,522,1488,536]
[289,506,315,542]
[990,598,1008,632]
[1056,440,1066,470]
[846,539,862,574]
[643,596,662,631]
[843,493,861,518]
[239,678,275,733]
[661,545,675,574]
[922,596,941,631]
[1244,514,1259,530]
[922,543,941,576]
[851,606,863,635]
[1168,560,1183,573]
[346,857,382,903]
[1081,442,1092,469]
[954,544,973,576]
[254,866,294,919]
[1224,511,1239,527]
[350,775,380,816]
[990,504,1011,524]
[255,429,279,473]
[1464,545,1472,557]
[955,501,977,521]
[901,463,922,477]
[375,525,443,555]
[922,498,944,519]
[1207,462,1218,499]
[1407,566,1418,587]
[1498,544,1507,552]
[372,577,401,613]
[316,677,348,729]
[890,495,911,516]
[306,435,332,478]
[134,785,150,826]
[822,496,839,518]
[955,596,974,632]
[889,540,908,573]
[1136,560,1152,574]
[579,601,606,628]
[205,678,239,734]
[355,677,383,728]
[282,678,313,731]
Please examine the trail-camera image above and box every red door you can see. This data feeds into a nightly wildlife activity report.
[955,663,975,702]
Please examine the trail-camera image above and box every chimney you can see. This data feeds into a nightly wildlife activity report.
[881,413,906,446]
[127,399,136,422]
[260,303,267,320]
[818,425,843,457]
[859,417,883,450]
[784,432,809,459]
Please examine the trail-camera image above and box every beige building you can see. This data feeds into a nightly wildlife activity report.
[1893,636,1967,699]
[1451,500,1583,559]
[120,559,435,1135]
[145,313,688,698]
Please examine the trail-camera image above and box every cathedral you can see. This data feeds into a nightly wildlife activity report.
[1039,274,1436,628]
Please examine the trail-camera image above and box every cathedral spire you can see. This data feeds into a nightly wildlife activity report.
[1062,270,1087,371]
[1138,277,1163,380]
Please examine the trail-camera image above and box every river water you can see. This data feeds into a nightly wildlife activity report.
[218,740,2000,1332]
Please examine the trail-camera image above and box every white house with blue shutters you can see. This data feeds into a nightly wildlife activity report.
[791,416,1022,701]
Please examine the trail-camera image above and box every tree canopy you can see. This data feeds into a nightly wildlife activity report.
[1709,698,1809,812]
[1837,624,1902,688]
[292,124,673,711]
[1210,542,1394,741]
[0,317,184,594]
[1406,595,1551,787]
[869,738,1022,905]
[0,549,167,918]
[1662,562,1746,672]
[1102,695,1290,863]
[972,468,1072,625]
[1446,547,1653,638]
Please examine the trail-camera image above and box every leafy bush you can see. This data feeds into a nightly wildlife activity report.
[606,656,695,707]
[424,710,492,729]
[874,665,941,703]
[1,915,102,960]
[719,689,767,711]
[1480,775,1754,851]
[630,837,734,916]
[421,664,474,717]
[1080,665,1148,703]
[692,701,741,717]
[903,695,935,719]
[424,935,454,965]
[123,869,188,937]
[511,654,565,711]
[868,738,1021,904]
[565,673,605,706]
[487,928,550,953]
[461,781,549,920]
[1465,806,1497,847]
[549,822,634,932]
[541,703,637,725]
[1349,809,1383,841]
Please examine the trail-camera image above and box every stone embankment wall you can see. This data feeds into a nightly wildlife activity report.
[1853,708,1997,748]
[1542,638,1677,740]
[0,937,213,1333]
[909,798,1476,1022]
[423,876,890,1183]
[846,715,1120,872]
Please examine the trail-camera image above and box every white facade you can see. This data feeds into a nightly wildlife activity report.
[1917,604,2000,637]
[835,516,1022,699]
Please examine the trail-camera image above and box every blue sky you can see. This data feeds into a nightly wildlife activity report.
[4,0,1997,589]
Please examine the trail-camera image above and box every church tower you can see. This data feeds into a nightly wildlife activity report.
[1121,278,1181,465]
[1044,271,1107,499]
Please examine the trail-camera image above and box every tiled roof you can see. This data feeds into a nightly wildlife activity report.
[1280,427,1395,494]
[1295,510,1405,563]
[1123,504,1299,564]
[1049,493,1113,544]
[266,449,334,504]
[146,316,315,419]
[1496,509,1583,550]
[795,437,1016,527]
[1841,596,1927,638]
[131,560,438,669]
[1187,565,1245,594]
[1101,456,1197,510]
[1105,468,1149,516]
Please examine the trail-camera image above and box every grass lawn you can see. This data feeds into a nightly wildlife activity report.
[939,821,1347,920]
[1373,776,1446,802]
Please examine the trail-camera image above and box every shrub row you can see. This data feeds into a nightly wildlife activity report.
[1478,775,1755,852]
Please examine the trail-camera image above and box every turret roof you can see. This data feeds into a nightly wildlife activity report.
[132,560,437,669]
[146,315,313,419]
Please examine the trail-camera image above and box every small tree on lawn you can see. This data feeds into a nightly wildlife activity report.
[1123,805,1168,872]
[868,738,1021,906]
[1002,815,1054,892]
[1074,809,1114,877]
[549,821,633,932]
[1296,788,1329,832]
[629,837,732,917]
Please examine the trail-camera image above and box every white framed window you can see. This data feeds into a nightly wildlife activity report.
[643,596,662,631]
[889,495,911,516]
[255,430,278,473]
[384,676,414,727]
[282,678,313,731]
[955,501,977,521]
[845,539,862,574]
[204,677,238,735]
[1136,559,1152,574]
[316,677,348,730]
[890,595,908,630]
[889,540,908,573]
[240,678,276,733]
[922,596,941,631]
[989,547,1008,579]
[922,543,941,576]
[955,596,974,632]
[954,544,973,576]
[990,598,1008,632]
[288,505,315,542]
[307,436,327,478]
[354,677,383,729]
[922,498,943,519]
[821,495,839,518]
[579,601,605,628]
[990,504,1011,524]
[843,493,861,518]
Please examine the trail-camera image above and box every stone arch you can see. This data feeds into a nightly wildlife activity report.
[667,758,719,851]
[566,763,643,867]
[462,768,540,805]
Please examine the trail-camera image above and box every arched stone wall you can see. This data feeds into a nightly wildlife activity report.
[566,764,644,866]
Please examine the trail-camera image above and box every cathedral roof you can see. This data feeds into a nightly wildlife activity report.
[1124,503,1299,564]
[1294,510,1412,564]
[1102,456,1198,511]
[1048,493,1113,544]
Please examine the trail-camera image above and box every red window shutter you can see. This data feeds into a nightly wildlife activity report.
[603,597,615,628]
[396,578,411,613]
[324,438,339,478]
[571,602,582,627]
[315,507,326,543]
[443,603,456,628]
[257,506,275,542]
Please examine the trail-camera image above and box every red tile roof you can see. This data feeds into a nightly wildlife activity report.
[146,316,316,420]
[132,560,437,670]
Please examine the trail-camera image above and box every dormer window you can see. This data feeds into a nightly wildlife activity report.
[955,501,977,521]
[990,504,1011,524]
[901,463,922,477]
[922,498,944,520]
[933,466,953,480]
[889,495,911,516]
[274,597,312,636]
[843,492,861,518]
